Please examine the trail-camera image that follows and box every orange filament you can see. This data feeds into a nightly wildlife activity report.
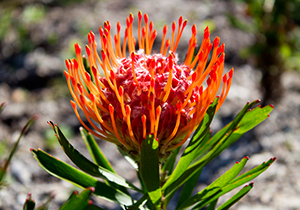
[161,54,173,102]
[160,25,167,54]
[142,115,147,140]
[71,101,116,143]
[170,21,176,51]
[163,39,170,56]
[131,52,140,90]
[109,104,131,149]
[138,11,143,49]
[162,102,182,149]
[125,105,139,145]
[122,29,128,57]
[173,19,188,52]
[144,13,149,54]
[154,106,162,139]
[149,92,155,134]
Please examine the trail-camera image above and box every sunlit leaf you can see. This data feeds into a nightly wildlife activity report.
[80,127,114,172]
[177,156,249,209]
[60,187,102,210]
[139,135,161,209]
[32,149,133,206]
[47,122,141,193]
[162,98,218,198]
[0,115,37,183]
[190,157,275,209]
[217,183,253,210]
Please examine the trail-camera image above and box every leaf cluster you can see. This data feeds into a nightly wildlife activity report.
[32,99,275,209]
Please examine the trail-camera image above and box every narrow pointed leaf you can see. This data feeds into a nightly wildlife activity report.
[161,147,180,176]
[165,101,271,201]
[118,147,139,170]
[193,100,260,162]
[229,157,276,185]
[190,157,276,209]
[205,157,249,190]
[164,128,228,200]
[0,115,37,183]
[217,183,253,210]
[176,168,202,209]
[210,105,273,160]
[163,98,218,192]
[175,132,210,208]
[127,194,148,210]
[48,122,141,193]
[206,198,218,210]
[80,127,114,173]
[60,187,94,210]
[139,135,161,209]
[177,157,249,210]
[32,149,133,206]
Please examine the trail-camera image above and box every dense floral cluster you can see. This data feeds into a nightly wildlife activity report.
[64,11,233,160]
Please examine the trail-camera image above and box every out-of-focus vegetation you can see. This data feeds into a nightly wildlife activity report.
[228,0,300,105]
[0,103,37,186]
[0,0,90,90]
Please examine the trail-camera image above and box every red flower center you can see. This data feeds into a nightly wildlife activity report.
[100,51,197,148]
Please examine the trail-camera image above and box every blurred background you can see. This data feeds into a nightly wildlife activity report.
[1,0,300,209]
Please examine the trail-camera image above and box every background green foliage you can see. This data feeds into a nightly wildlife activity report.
[228,0,300,104]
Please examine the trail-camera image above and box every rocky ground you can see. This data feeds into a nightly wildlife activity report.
[0,0,300,209]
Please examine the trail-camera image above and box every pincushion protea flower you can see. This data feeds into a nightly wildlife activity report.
[64,11,233,161]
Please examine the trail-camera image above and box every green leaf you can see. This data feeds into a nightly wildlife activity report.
[162,98,218,194]
[23,193,36,210]
[161,147,180,176]
[163,130,227,202]
[161,147,181,210]
[48,122,141,193]
[0,115,37,183]
[32,149,133,206]
[139,135,161,209]
[211,104,273,159]
[118,147,139,170]
[176,168,202,209]
[60,187,94,210]
[177,157,249,210]
[206,198,218,210]
[127,194,149,210]
[80,127,114,173]
[60,187,106,210]
[175,132,210,208]
[193,100,261,162]
[229,157,276,185]
[166,101,272,200]
[190,157,276,209]
[206,157,249,190]
[217,183,253,210]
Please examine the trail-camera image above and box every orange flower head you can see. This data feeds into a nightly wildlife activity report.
[65,11,233,161]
